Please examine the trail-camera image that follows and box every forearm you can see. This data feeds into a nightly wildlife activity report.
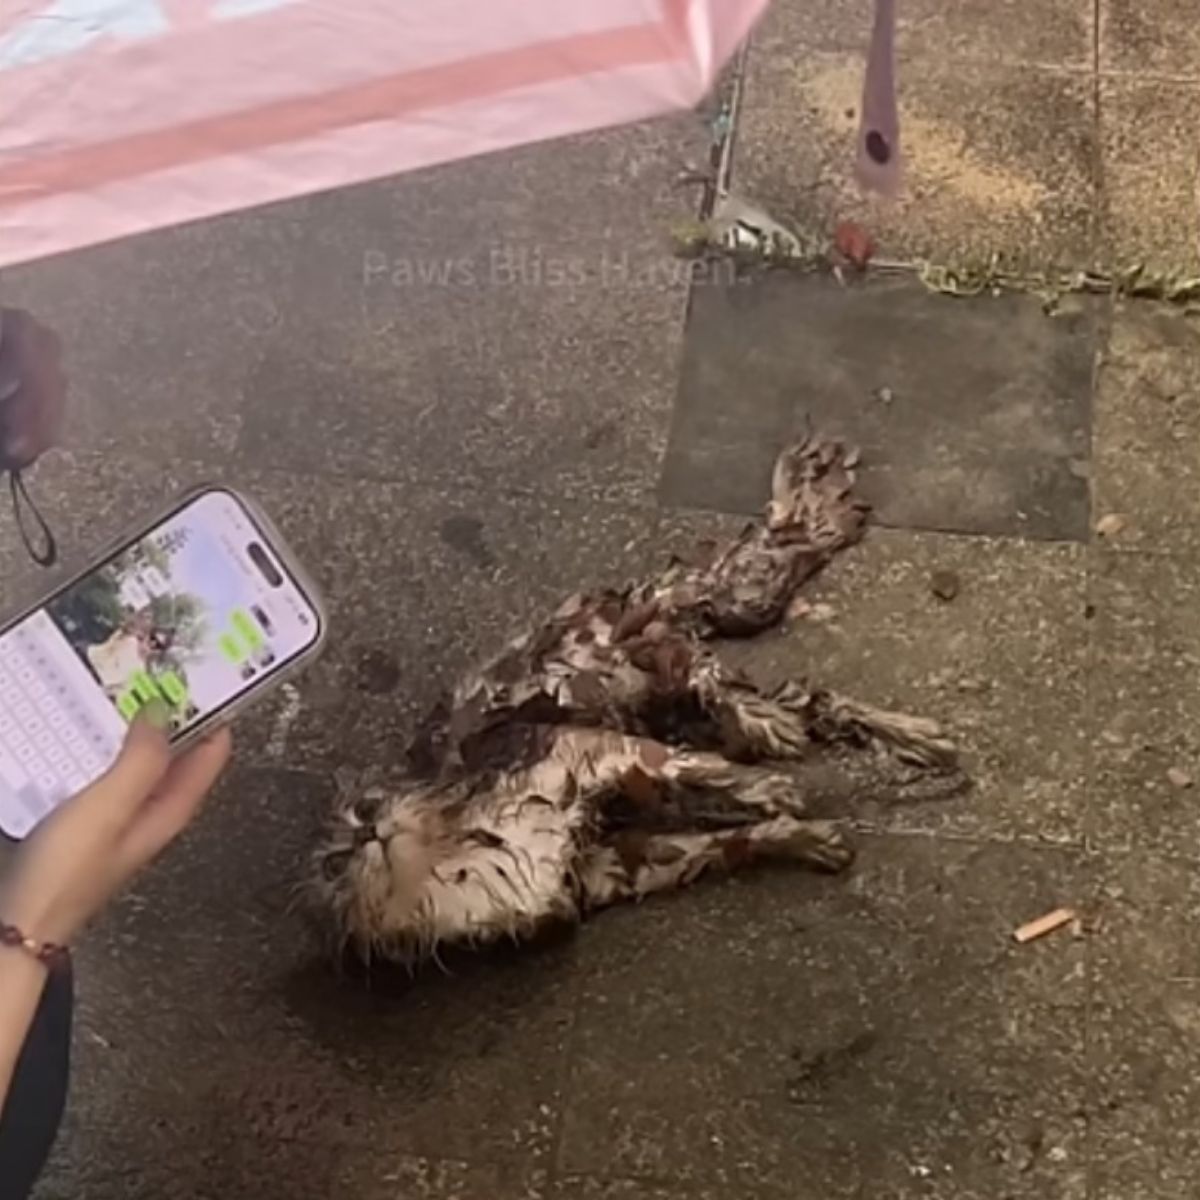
[0,950,48,1110]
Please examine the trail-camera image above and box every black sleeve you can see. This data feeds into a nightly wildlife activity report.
[0,964,73,1200]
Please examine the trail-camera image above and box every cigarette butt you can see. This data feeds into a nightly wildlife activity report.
[1013,908,1077,944]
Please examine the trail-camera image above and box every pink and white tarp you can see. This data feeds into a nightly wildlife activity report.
[0,0,772,268]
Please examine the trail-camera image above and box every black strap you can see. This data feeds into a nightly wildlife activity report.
[8,470,57,567]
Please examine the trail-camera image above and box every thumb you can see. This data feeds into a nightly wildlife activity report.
[92,711,173,824]
[114,728,232,871]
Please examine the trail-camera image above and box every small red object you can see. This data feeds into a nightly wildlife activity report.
[834,220,876,270]
[0,920,69,970]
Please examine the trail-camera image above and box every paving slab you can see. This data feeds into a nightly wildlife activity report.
[1099,0,1200,80]
[559,835,1091,1199]
[756,0,1094,70]
[661,271,1096,540]
[719,529,1089,845]
[1088,549,1200,855]
[35,1149,543,1200]
[737,20,1099,268]
[1098,78,1200,271]
[549,1178,787,1200]
[1093,303,1200,555]
[1089,851,1200,1199]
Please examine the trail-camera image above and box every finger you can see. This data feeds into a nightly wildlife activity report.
[84,717,173,831]
[115,729,232,870]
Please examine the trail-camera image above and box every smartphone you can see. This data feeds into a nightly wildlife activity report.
[0,487,326,839]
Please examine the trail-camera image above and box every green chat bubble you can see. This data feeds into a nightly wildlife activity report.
[158,671,187,707]
[232,608,264,651]
[218,633,244,665]
[131,670,158,703]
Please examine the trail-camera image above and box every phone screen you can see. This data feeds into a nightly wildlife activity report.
[0,488,322,839]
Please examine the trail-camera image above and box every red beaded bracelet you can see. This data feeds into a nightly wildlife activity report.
[0,921,69,970]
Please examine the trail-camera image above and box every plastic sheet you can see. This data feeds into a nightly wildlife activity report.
[0,0,771,267]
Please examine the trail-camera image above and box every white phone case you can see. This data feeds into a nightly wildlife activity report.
[0,484,329,760]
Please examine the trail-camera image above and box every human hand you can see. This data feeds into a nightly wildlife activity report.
[0,307,67,472]
[0,711,231,951]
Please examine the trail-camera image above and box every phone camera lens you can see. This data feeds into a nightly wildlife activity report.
[247,543,284,588]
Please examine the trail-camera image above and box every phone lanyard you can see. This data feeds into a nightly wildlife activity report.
[7,470,57,568]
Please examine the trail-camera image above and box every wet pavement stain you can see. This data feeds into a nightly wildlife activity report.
[439,515,496,569]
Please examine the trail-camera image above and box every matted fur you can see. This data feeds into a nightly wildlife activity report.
[314,437,960,963]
